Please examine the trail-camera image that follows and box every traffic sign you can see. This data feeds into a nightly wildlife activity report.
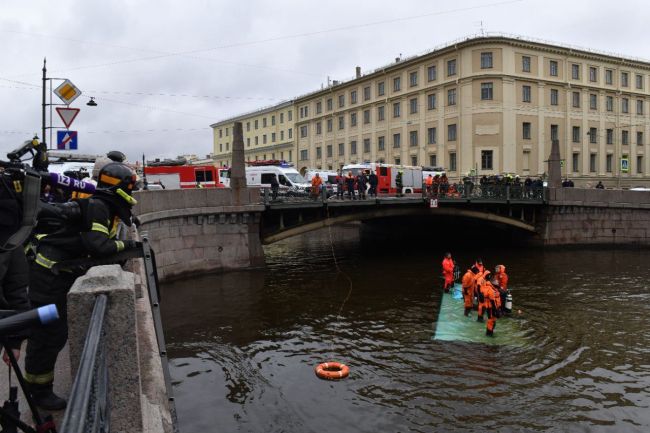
[621,156,629,173]
[56,107,80,128]
[53,79,82,104]
[57,131,78,150]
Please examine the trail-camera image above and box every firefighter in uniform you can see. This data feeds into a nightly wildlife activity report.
[395,170,403,197]
[25,162,139,410]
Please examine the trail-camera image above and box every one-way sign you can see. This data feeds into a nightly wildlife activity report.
[57,130,78,150]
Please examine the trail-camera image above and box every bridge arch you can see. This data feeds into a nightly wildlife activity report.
[261,207,536,244]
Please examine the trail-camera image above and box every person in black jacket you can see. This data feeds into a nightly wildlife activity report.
[24,162,140,410]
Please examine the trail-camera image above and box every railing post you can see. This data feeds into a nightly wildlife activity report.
[506,185,510,201]
[321,185,327,203]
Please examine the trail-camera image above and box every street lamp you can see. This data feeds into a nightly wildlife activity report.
[86,97,97,107]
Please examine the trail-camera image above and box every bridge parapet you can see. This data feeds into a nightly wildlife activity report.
[548,187,650,209]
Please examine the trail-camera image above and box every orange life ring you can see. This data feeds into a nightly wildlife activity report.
[315,362,350,380]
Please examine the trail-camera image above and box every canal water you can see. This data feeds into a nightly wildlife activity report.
[162,225,650,433]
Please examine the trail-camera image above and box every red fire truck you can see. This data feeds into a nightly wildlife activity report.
[341,163,423,194]
[143,164,224,189]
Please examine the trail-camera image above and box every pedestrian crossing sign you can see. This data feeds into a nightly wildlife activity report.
[621,157,629,173]
[57,130,78,150]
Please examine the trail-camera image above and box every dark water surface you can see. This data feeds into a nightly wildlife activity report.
[162,226,650,433]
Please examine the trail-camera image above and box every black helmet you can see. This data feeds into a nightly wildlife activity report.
[107,150,126,162]
[97,162,137,206]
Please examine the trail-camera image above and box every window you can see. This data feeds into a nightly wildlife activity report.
[247,137,251,147]
[393,76,401,92]
[636,74,644,89]
[427,65,437,81]
[590,153,597,173]
[449,152,457,171]
[572,126,581,143]
[394,157,401,165]
[246,122,251,131]
[327,145,333,157]
[338,94,345,108]
[393,102,401,118]
[429,154,437,166]
[363,138,370,153]
[550,89,559,106]
[572,91,580,108]
[427,94,437,110]
[378,106,385,121]
[378,81,385,96]
[448,89,457,106]
[219,129,222,138]
[219,143,222,152]
[605,69,613,85]
[606,96,613,112]
[300,125,308,138]
[393,133,401,148]
[327,98,333,111]
[589,127,597,144]
[481,52,493,69]
[590,94,597,110]
[350,112,357,127]
[316,101,322,114]
[255,136,259,145]
[263,134,267,144]
[606,129,613,144]
[522,85,531,103]
[589,67,597,82]
[622,130,629,145]
[263,117,268,126]
[637,131,644,145]
[409,130,418,147]
[481,150,493,170]
[551,124,559,142]
[363,109,370,124]
[410,97,418,114]
[272,115,276,125]
[300,149,308,161]
[350,141,357,155]
[522,56,531,72]
[523,122,531,139]
[280,131,284,140]
[550,60,558,76]
[622,98,629,113]
[448,124,457,141]
[409,71,418,87]
[571,64,580,80]
[363,86,371,101]
[288,111,292,121]
[447,59,457,76]
[351,90,357,104]
[572,152,579,172]
[621,72,629,87]
[338,143,344,156]
[378,136,385,151]
[637,155,643,174]
[272,132,276,142]
[254,119,259,129]
[338,116,344,130]
[637,100,644,115]
[481,82,493,100]
[411,156,418,166]
[606,154,613,173]
[428,127,437,144]
[327,119,333,132]
[316,147,322,159]
[316,122,322,135]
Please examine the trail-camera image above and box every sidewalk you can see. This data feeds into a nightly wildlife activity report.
[0,342,71,429]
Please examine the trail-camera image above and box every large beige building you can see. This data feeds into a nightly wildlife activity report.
[212,35,650,186]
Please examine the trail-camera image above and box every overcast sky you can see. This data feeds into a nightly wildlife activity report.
[1,0,649,163]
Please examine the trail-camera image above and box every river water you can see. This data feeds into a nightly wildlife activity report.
[161,225,650,433]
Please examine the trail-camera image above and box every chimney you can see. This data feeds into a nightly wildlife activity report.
[355,66,361,78]
[395,57,400,63]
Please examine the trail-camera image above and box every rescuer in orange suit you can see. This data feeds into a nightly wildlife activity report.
[441,252,455,293]
[479,275,502,337]
[310,173,323,200]
[493,264,509,313]
[474,258,485,274]
[461,266,480,316]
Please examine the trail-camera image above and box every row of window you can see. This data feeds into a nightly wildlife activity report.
[217,128,294,153]
[570,153,645,174]
[303,124,457,145]
[535,57,646,89]
[521,122,645,145]
[217,110,294,138]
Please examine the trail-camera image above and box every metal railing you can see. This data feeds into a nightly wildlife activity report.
[60,294,109,433]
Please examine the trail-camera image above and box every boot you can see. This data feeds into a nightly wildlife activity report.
[464,308,471,316]
[29,384,67,411]
[476,316,484,322]
[486,329,494,337]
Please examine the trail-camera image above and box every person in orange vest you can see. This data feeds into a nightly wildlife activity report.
[493,264,509,313]
[425,174,433,196]
[461,266,480,316]
[478,274,502,336]
[310,173,323,200]
[441,252,455,293]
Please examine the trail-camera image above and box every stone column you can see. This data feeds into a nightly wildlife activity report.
[230,121,248,205]
[548,139,561,187]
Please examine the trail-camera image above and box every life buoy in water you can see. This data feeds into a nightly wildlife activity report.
[315,362,349,380]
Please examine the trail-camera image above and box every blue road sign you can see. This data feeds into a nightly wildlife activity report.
[57,130,78,150]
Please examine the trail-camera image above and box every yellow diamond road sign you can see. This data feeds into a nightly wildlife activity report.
[54,79,82,105]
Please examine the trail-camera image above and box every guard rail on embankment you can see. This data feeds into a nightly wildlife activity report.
[132,188,265,281]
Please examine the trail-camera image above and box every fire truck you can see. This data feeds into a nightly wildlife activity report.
[341,163,423,194]
[143,164,223,189]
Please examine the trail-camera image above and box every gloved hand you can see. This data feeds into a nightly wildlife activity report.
[123,240,142,250]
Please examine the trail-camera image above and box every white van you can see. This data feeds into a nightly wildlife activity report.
[246,164,311,194]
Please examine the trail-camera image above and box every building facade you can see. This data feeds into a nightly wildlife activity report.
[212,36,650,187]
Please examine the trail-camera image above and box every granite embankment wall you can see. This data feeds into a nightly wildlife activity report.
[542,188,650,246]
[132,188,265,281]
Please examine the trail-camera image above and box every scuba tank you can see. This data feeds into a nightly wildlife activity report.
[505,291,513,313]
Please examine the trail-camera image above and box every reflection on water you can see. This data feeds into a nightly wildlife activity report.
[162,225,650,433]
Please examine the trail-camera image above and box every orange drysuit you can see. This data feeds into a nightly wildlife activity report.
[441,257,455,292]
[479,280,501,336]
[495,265,508,291]
[461,269,479,316]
